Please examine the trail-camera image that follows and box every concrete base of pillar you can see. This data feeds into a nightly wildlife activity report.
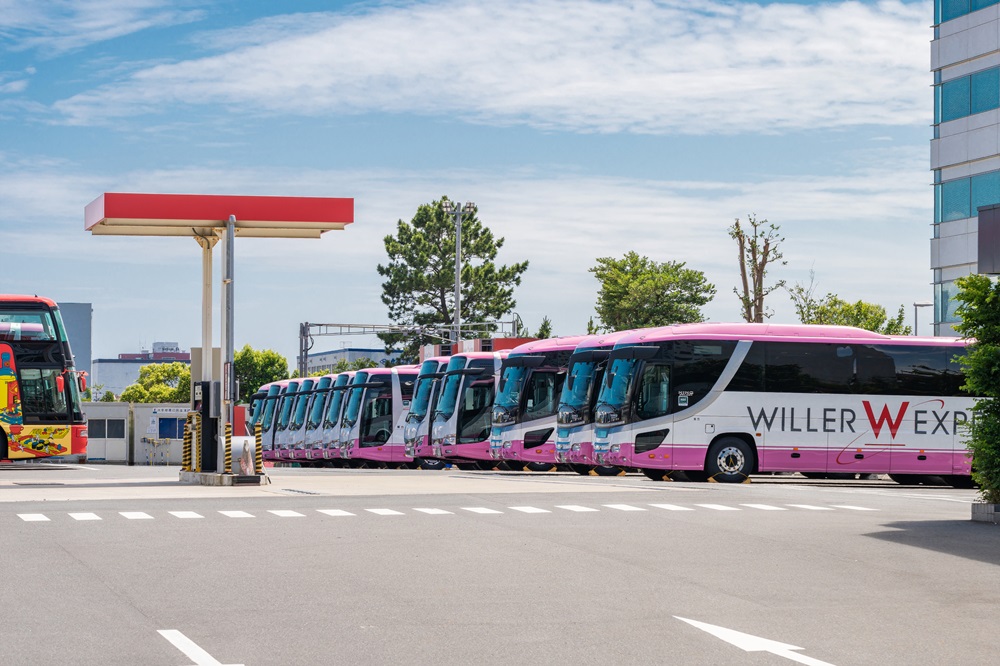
[179,471,270,486]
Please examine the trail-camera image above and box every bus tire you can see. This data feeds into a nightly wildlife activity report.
[595,465,626,477]
[455,462,480,471]
[944,474,976,488]
[503,461,526,472]
[705,437,754,483]
[569,464,593,476]
[526,462,557,472]
[888,473,921,485]
[642,468,673,482]
[416,457,447,471]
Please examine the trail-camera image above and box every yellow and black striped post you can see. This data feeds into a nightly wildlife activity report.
[254,423,264,475]
[181,416,192,471]
[224,422,233,474]
[193,413,202,472]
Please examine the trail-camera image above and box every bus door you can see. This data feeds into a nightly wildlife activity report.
[631,355,673,467]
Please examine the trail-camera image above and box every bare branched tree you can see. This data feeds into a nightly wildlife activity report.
[729,214,786,323]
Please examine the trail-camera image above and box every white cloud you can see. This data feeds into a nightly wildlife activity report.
[51,0,932,133]
[0,0,205,54]
[0,144,933,362]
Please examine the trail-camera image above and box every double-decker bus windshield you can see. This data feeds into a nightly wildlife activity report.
[343,372,370,427]
[408,360,442,423]
[434,357,468,421]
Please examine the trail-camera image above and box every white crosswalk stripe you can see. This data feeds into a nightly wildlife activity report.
[413,508,453,515]
[509,506,550,514]
[268,510,306,518]
[463,507,503,514]
[220,511,255,518]
[740,504,787,511]
[169,511,203,519]
[832,505,878,511]
[120,512,153,520]
[18,514,49,522]
[695,504,740,511]
[787,504,834,511]
[366,509,405,516]
[603,504,646,512]
[317,509,355,517]
[69,512,102,521]
[649,504,695,511]
[555,505,599,512]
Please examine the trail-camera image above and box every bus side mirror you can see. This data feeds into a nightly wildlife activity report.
[79,372,87,392]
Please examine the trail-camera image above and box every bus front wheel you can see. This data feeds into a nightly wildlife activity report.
[642,468,672,482]
[595,465,626,477]
[705,437,754,483]
[568,464,593,476]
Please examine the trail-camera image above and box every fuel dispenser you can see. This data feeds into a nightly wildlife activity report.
[192,380,220,472]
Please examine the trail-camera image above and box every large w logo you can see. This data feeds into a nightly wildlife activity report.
[862,401,909,439]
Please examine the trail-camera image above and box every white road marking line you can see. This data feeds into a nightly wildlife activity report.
[219,511,255,518]
[18,513,49,522]
[675,617,837,666]
[462,507,503,514]
[169,511,204,519]
[413,508,453,515]
[366,508,405,516]
[120,512,154,520]
[695,504,740,511]
[158,629,244,666]
[555,505,599,512]
[603,504,646,512]
[787,504,835,511]
[317,509,355,517]
[268,510,305,518]
[741,504,788,511]
[831,505,877,511]
[69,512,102,521]
[509,506,551,513]
[649,503,695,511]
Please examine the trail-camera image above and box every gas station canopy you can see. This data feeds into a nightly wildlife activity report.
[85,192,354,238]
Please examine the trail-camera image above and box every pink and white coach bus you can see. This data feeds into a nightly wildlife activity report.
[430,351,508,469]
[275,378,315,460]
[554,330,638,476]
[290,376,331,459]
[340,365,419,466]
[253,380,292,462]
[592,323,973,486]
[403,356,451,470]
[490,336,589,470]
[301,372,353,462]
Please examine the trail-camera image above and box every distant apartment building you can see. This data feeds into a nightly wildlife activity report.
[305,347,402,374]
[92,342,191,397]
[931,0,1000,333]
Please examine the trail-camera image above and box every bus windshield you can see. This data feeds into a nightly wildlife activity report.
[289,379,315,430]
[558,356,601,423]
[305,377,333,430]
[260,386,283,431]
[595,357,639,417]
[342,372,370,427]
[434,357,468,421]
[407,360,442,423]
[323,375,351,428]
[494,365,529,411]
[0,309,59,341]
[276,381,299,431]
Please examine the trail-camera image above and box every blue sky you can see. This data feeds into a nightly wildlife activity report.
[1,0,935,367]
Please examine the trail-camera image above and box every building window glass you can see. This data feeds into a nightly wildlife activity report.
[940,178,971,222]
[972,0,1000,11]
[935,281,961,324]
[941,77,971,122]
[972,69,1000,115]
[972,171,1000,215]
[940,0,969,23]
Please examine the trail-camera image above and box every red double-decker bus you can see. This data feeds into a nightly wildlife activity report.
[0,295,88,461]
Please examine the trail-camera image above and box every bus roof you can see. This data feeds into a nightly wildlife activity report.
[0,294,58,308]
[612,322,967,347]
[509,335,592,356]
[447,350,509,361]
[572,329,641,352]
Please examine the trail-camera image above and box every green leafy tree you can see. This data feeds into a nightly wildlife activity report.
[119,362,191,403]
[789,276,911,335]
[330,358,379,373]
[99,390,116,402]
[954,274,1000,502]
[589,251,715,332]
[234,345,289,402]
[535,316,553,339]
[729,214,786,322]
[377,197,530,361]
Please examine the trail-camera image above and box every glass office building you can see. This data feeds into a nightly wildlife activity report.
[931,1,1000,333]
